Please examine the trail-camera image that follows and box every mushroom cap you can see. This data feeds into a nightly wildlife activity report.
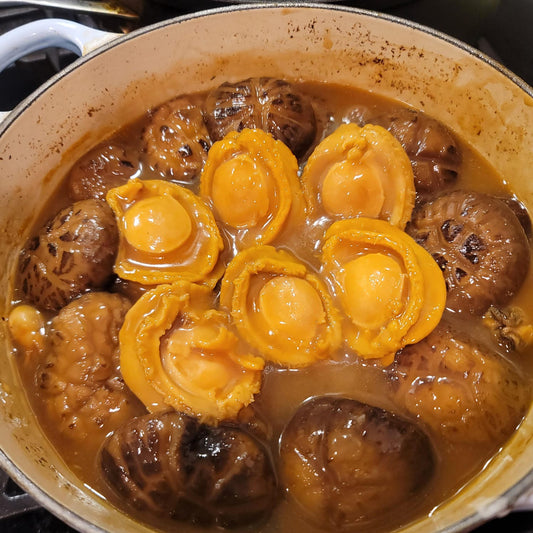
[37,292,142,445]
[280,395,435,528]
[18,199,118,311]
[389,320,530,445]
[204,77,317,159]
[100,410,278,528]
[142,96,211,182]
[358,106,462,195]
[68,143,139,202]
[407,190,530,314]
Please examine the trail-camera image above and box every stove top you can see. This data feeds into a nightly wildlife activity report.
[1,1,533,531]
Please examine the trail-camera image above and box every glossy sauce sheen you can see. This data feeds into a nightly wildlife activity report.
[12,82,533,533]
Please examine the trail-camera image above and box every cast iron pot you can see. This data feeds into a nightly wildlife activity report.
[0,3,532,532]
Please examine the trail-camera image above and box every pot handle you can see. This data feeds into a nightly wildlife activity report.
[0,18,119,73]
[0,18,120,121]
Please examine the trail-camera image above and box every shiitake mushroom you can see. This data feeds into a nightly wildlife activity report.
[407,190,530,314]
[279,396,435,529]
[99,410,278,529]
[500,195,533,238]
[67,143,139,201]
[18,199,118,312]
[204,77,317,159]
[36,292,142,444]
[142,96,212,182]
[389,321,530,445]
[355,106,462,195]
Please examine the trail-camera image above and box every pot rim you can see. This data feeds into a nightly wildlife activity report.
[1,3,532,532]
[2,1,533,135]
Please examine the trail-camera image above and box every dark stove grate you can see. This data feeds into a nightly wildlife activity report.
[0,469,77,533]
[0,469,40,519]
[0,3,144,110]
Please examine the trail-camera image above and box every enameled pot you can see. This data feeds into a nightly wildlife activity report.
[0,4,532,532]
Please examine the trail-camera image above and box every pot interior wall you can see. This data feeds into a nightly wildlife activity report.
[0,5,532,532]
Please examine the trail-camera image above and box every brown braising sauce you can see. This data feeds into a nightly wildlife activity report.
[9,81,533,533]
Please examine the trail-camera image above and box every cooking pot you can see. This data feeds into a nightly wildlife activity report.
[0,3,533,532]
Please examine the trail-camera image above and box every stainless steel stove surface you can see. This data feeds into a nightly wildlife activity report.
[1,1,533,531]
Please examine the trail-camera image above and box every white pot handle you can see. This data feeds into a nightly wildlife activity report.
[0,18,120,121]
[0,18,118,72]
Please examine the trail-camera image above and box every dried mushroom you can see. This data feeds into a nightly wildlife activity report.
[200,128,305,250]
[100,410,277,528]
[106,179,224,287]
[407,190,530,314]
[500,195,533,238]
[220,245,342,367]
[36,292,142,445]
[204,77,317,159]
[389,321,530,445]
[18,199,118,312]
[67,143,139,201]
[120,281,264,422]
[321,217,446,364]
[482,305,533,352]
[142,96,211,181]
[301,123,415,228]
[361,107,462,195]
[280,396,435,529]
